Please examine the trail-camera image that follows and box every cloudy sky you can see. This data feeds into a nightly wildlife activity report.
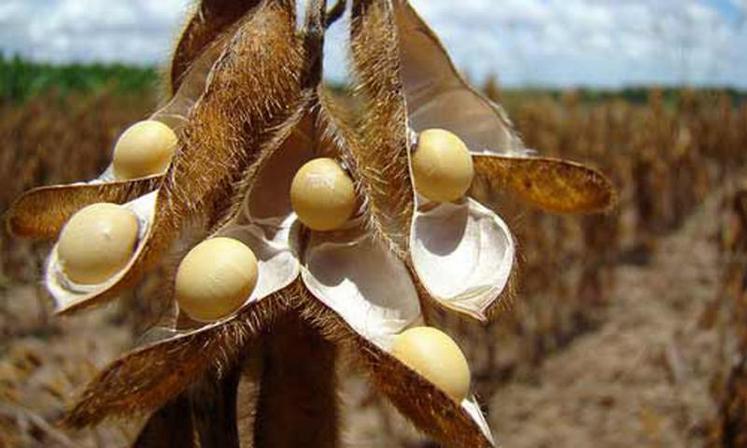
[1,0,745,88]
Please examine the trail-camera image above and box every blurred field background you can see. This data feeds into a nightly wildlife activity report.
[2,54,747,447]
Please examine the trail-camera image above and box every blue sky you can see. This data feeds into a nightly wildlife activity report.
[1,0,745,88]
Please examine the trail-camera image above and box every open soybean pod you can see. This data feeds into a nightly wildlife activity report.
[63,103,316,433]
[63,0,327,426]
[300,284,496,448]
[290,2,426,397]
[41,0,309,315]
[5,4,247,240]
[393,0,616,214]
[316,0,493,447]
[345,0,517,324]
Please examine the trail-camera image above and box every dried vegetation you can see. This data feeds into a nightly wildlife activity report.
[1,0,747,447]
[3,85,747,448]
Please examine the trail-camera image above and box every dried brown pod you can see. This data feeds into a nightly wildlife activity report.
[299,286,496,448]
[350,0,516,325]
[64,7,494,443]
[341,2,501,444]
[65,85,322,426]
[60,0,318,428]
[66,285,293,427]
[471,155,617,214]
[6,177,160,240]
[347,0,415,256]
[41,0,307,314]
[169,0,262,93]
[5,25,233,240]
[393,0,616,214]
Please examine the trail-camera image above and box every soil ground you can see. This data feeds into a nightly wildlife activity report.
[489,192,722,448]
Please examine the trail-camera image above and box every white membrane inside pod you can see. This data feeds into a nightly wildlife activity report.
[219,213,301,308]
[410,197,514,321]
[153,27,238,129]
[93,32,232,185]
[205,123,314,317]
[394,1,522,156]
[462,396,496,446]
[246,125,315,220]
[302,226,421,348]
[408,89,513,155]
[45,191,158,310]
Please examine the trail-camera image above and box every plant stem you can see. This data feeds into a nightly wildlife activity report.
[133,394,195,448]
[133,360,243,448]
[191,367,241,448]
[253,313,338,448]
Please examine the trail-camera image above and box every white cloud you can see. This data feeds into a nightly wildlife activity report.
[408,0,747,87]
[1,0,745,88]
[0,0,189,65]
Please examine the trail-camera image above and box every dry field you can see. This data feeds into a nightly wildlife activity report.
[1,87,747,447]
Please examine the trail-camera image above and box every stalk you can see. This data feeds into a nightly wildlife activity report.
[253,314,338,448]
[191,367,242,448]
[133,394,195,448]
[133,366,243,448]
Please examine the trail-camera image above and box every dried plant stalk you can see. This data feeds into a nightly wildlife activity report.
[133,366,243,448]
[133,395,195,448]
[253,313,338,448]
[190,368,242,447]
